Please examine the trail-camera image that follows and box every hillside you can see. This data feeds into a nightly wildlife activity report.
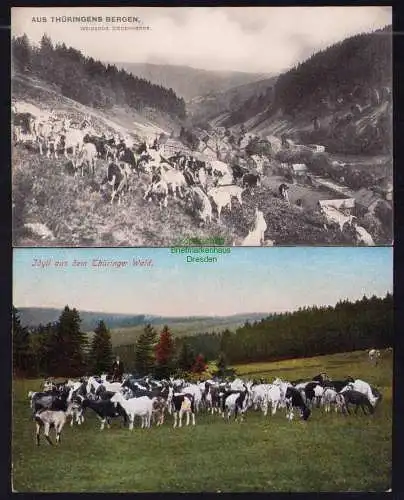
[12,35,186,121]
[106,317,263,347]
[219,26,392,156]
[187,76,277,127]
[12,74,176,140]
[115,62,269,101]
[17,307,269,339]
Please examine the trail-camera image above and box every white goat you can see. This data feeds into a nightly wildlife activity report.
[208,186,244,222]
[191,186,212,224]
[242,208,267,246]
[34,406,74,446]
[110,393,153,430]
[320,387,339,413]
[354,224,375,246]
[263,385,282,416]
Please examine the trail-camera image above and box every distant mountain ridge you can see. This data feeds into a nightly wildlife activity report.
[114,62,269,101]
[187,75,278,127]
[17,307,270,332]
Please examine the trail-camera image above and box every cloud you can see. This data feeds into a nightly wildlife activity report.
[11,6,391,73]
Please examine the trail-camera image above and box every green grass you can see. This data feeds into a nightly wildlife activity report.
[12,349,392,492]
[103,319,250,347]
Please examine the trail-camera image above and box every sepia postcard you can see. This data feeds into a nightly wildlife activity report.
[12,246,393,492]
[11,6,393,247]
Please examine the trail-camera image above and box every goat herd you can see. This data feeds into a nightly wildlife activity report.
[13,105,288,245]
[28,372,382,446]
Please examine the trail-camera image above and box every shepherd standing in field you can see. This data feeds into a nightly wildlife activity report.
[111,356,124,383]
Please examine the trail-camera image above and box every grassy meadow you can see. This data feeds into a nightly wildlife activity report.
[99,319,251,347]
[12,349,392,492]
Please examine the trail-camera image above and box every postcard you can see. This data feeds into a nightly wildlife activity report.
[11,6,393,247]
[12,246,392,492]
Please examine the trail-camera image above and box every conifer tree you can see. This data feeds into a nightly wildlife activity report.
[216,352,228,377]
[90,320,113,374]
[177,341,195,372]
[12,34,32,73]
[12,306,31,375]
[154,325,175,379]
[191,353,207,374]
[48,306,86,377]
[134,324,157,376]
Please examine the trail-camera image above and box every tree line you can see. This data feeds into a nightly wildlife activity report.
[166,293,392,365]
[12,306,209,379]
[13,293,392,379]
[12,34,186,119]
[273,26,392,118]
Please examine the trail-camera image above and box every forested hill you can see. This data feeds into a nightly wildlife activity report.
[17,307,268,333]
[116,62,269,102]
[12,34,186,120]
[273,25,392,117]
[222,25,392,130]
[219,294,393,365]
[114,294,393,370]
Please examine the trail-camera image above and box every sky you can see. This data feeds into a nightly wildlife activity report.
[13,247,393,317]
[11,6,392,74]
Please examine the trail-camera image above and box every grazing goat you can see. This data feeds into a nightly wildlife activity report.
[34,406,74,446]
[110,393,154,430]
[30,389,69,415]
[321,387,339,413]
[168,389,196,428]
[143,178,169,211]
[78,396,128,430]
[68,401,85,426]
[100,163,129,205]
[304,382,321,408]
[340,390,374,415]
[74,142,97,177]
[205,384,221,414]
[151,397,167,426]
[160,167,187,199]
[354,224,375,246]
[223,390,249,421]
[241,208,267,246]
[207,186,244,222]
[189,186,212,224]
[263,385,283,416]
[323,378,354,393]
[285,387,311,421]
[349,379,380,407]
[368,349,381,365]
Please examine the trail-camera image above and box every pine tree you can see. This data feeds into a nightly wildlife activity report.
[191,353,207,374]
[38,34,54,80]
[48,306,86,377]
[90,320,113,374]
[134,324,157,376]
[154,325,175,379]
[177,341,195,372]
[216,352,228,376]
[30,322,56,377]
[12,35,32,73]
[12,306,31,375]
